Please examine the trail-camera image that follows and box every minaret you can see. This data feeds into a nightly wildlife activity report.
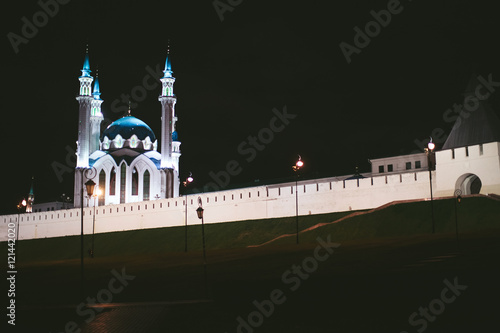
[75,47,93,168]
[158,45,180,198]
[74,47,94,208]
[90,71,104,154]
[26,177,34,213]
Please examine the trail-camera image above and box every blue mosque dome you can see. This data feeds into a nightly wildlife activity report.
[102,116,156,142]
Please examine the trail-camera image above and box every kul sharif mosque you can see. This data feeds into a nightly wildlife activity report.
[73,48,181,208]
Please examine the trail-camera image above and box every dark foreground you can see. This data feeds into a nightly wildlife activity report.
[10,229,500,332]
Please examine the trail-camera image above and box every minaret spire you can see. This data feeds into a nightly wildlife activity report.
[127,100,132,116]
[82,45,91,74]
[26,177,34,213]
[163,41,173,79]
[90,68,104,154]
[92,69,101,99]
[79,45,93,95]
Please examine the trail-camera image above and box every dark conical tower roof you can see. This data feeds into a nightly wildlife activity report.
[442,73,500,150]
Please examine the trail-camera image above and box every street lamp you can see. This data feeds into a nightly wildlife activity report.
[79,167,96,299]
[183,173,194,187]
[454,189,462,253]
[90,186,101,258]
[196,197,208,297]
[84,179,95,260]
[425,138,436,234]
[60,193,71,209]
[183,173,194,252]
[292,155,304,244]
[16,199,27,241]
[85,180,96,208]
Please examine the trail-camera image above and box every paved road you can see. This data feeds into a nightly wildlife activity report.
[12,232,500,332]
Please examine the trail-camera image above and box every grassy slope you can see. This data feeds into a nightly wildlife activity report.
[294,196,500,245]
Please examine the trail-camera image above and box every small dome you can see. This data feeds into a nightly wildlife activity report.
[102,116,156,142]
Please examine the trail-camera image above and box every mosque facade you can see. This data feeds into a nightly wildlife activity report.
[73,49,180,208]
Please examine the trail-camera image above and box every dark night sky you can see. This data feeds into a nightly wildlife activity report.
[2,0,500,214]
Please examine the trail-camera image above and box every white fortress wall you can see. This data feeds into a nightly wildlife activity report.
[436,142,500,196]
[1,170,435,242]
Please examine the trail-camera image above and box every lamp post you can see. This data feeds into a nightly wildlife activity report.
[454,189,462,253]
[196,197,207,297]
[60,193,71,209]
[80,167,96,298]
[16,199,27,242]
[292,155,304,244]
[425,138,436,234]
[84,179,96,262]
[183,173,194,252]
[90,186,101,258]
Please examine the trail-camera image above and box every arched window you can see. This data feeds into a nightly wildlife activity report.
[132,168,139,196]
[98,170,106,206]
[109,167,116,196]
[143,170,150,201]
[120,163,126,203]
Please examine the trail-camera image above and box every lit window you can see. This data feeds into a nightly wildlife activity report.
[99,170,106,206]
[120,164,126,204]
[132,168,139,195]
[130,135,139,149]
[102,137,110,150]
[110,167,116,196]
[114,134,124,149]
[143,170,150,201]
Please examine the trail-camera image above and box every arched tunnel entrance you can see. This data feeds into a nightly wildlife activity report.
[456,173,482,195]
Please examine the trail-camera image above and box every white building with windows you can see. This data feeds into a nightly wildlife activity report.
[369,153,429,175]
[73,48,181,208]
